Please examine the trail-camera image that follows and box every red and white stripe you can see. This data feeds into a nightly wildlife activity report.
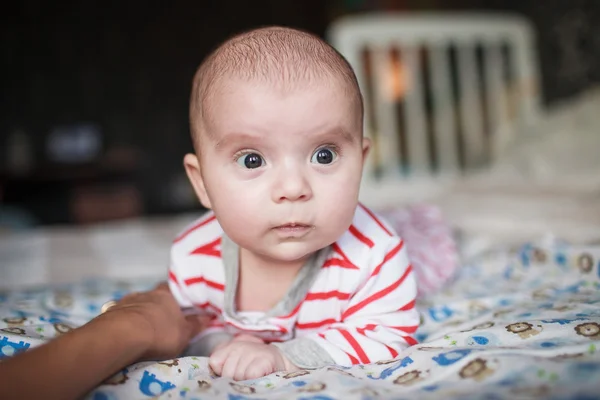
[168,205,419,366]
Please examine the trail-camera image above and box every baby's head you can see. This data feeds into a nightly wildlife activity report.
[184,26,369,263]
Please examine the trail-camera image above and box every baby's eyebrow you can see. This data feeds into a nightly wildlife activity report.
[317,126,356,144]
[214,127,356,150]
[214,132,262,150]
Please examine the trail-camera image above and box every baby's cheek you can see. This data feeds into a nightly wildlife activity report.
[210,179,261,215]
[317,196,356,241]
[318,176,360,210]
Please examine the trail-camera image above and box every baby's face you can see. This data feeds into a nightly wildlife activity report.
[193,78,368,263]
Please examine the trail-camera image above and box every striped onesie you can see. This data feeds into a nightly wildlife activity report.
[168,204,419,368]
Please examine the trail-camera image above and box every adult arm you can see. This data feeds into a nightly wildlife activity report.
[0,284,205,400]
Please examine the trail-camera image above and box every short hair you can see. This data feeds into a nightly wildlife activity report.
[189,26,363,149]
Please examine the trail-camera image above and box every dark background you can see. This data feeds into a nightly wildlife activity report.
[1,0,599,226]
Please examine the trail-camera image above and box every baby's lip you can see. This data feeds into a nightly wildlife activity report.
[272,223,313,237]
[274,222,311,228]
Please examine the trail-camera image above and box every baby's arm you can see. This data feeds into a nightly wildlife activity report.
[169,263,266,358]
[274,237,419,368]
[168,274,229,357]
[209,238,418,379]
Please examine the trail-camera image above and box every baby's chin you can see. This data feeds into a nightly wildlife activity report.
[252,240,330,264]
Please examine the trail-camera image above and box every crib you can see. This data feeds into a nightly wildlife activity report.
[328,12,542,203]
[327,12,600,244]
[1,12,600,400]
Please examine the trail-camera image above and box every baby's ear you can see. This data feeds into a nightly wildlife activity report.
[361,137,371,162]
[183,154,212,209]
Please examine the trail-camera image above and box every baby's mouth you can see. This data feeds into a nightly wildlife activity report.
[277,223,309,228]
[273,223,313,235]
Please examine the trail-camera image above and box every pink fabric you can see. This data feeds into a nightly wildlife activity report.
[380,205,459,297]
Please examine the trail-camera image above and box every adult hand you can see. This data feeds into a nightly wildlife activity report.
[0,282,208,400]
[101,282,209,361]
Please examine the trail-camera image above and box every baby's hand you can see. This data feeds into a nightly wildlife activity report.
[232,333,265,344]
[212,333,264,354]
[209,341,294,381]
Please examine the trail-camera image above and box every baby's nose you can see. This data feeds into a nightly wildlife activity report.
[272,168,313,203]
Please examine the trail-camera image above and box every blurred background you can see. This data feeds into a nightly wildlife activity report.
[1,0,599,228]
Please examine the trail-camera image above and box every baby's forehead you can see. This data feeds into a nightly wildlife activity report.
[200,80,361,145]
[213,55,354,90]
[205,72,356,121]
[204,77,356,128]
[203,72,359,137]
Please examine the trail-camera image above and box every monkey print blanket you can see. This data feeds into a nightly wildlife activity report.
[1,236,599,399]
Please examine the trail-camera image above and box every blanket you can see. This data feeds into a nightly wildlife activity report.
[1,237,599,399]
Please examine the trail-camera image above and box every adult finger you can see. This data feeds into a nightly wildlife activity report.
[114,290,151,308]
[100,300,118,314]
[102,292,140,313]
[183,315,208,340]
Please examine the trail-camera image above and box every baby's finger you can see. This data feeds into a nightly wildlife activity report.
[221,348,243,380]
[208,345,229,376]
[244,358,272,380]
[233,353,256,381]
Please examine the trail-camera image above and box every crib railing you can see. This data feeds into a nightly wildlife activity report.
[327,12,542,191]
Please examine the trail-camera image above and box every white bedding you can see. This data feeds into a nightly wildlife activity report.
[1,236,600,399]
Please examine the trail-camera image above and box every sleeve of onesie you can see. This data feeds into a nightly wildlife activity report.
[273,236,419,368]
[167,246,195,308]
[167,247,233,356]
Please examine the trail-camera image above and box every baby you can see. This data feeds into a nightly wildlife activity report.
[168,26,419,381]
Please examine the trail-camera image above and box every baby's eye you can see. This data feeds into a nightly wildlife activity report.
[311,147,337,164]
[237,152,264,169]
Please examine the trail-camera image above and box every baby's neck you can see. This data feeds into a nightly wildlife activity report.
[236,247,310,312]
[239,247,308,280]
